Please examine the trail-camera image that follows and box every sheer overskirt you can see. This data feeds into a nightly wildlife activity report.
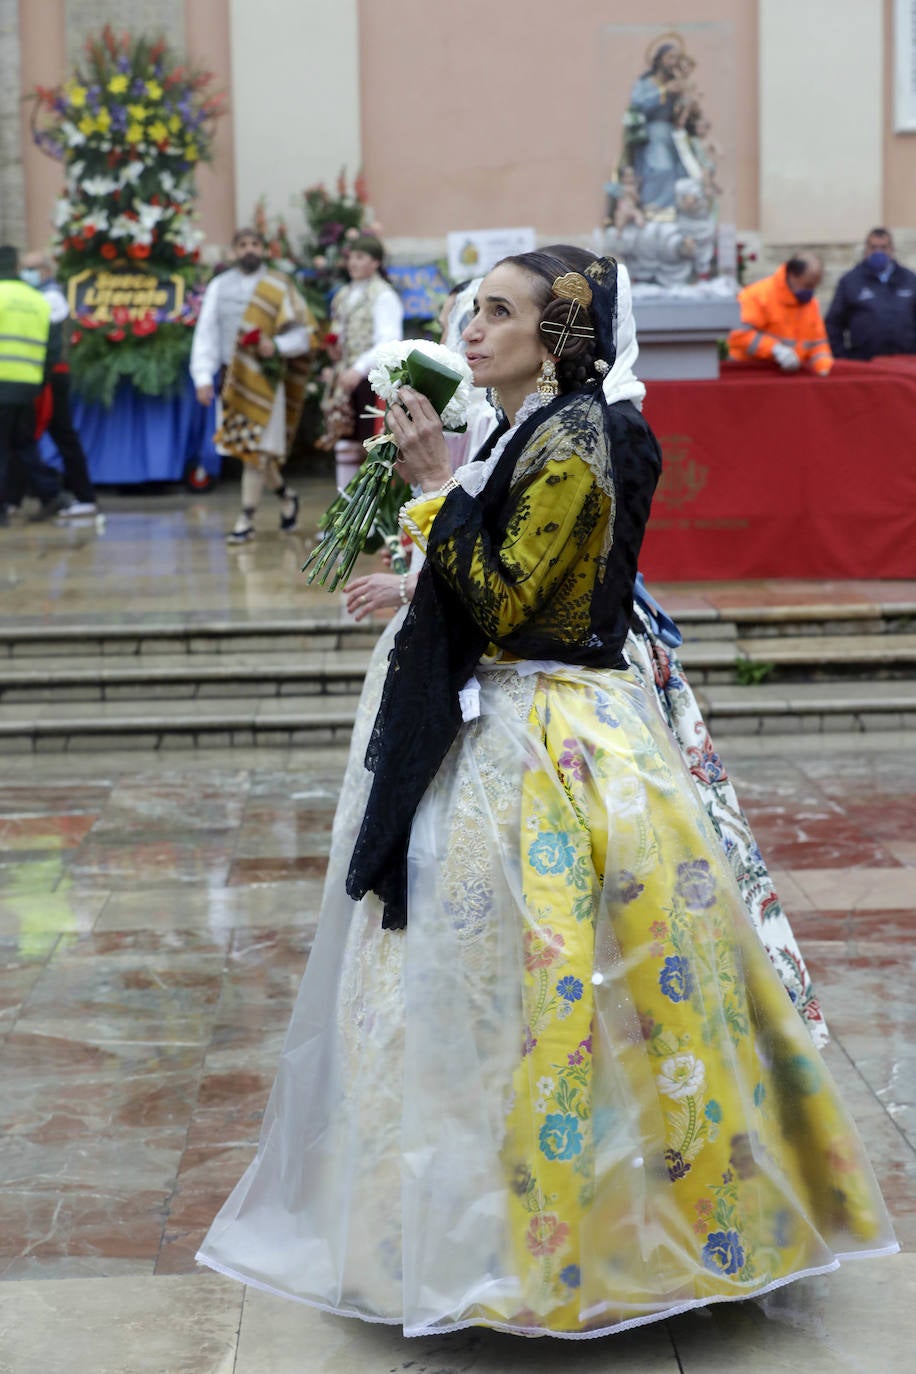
[197,656,896,1337]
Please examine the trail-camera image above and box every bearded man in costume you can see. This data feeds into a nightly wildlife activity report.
[192,228,314,544]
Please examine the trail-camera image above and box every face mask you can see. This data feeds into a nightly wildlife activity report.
[237,252,262,274]
[20,268,42,287]
[792,288,814,304]
[865,250,891,274]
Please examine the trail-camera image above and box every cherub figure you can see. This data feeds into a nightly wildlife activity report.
[614,166,646,230]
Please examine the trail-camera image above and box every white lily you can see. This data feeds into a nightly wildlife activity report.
[82,175,118,197]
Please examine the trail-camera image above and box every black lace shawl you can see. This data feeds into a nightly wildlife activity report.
[346,389,662,929]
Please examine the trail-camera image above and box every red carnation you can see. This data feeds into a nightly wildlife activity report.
[112,306,131,325]
[70,329,83,345]
[126,243,151,259]
[101,243,118,260]
[107,328,126,342]
[132,316,157,338]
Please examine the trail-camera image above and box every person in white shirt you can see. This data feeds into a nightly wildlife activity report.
[191,228,312,544]
[323,236,403,491]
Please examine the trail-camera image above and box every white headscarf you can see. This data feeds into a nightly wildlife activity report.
[443,276,497,469]
[444,277,482,353]
[603,261,646,410]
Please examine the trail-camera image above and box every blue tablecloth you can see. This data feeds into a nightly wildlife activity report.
[39,376,220,484]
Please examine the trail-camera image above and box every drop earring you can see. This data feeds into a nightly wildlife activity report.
[537,358,558,399]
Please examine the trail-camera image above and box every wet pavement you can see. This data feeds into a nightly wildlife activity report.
[0,481,913,1370]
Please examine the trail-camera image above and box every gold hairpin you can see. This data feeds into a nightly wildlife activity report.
[551,272,593,308]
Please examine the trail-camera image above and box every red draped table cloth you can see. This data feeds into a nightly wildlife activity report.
[639,358,916,580]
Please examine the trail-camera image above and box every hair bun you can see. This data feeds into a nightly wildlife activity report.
[539,296,595,361]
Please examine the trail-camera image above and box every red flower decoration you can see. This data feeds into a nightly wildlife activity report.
[239,328,261,348]
[101,243,118,260]
[132,315,158,338]
[112,306,131,325]
[107,328,126,343]
[70,329,83,345]
[126,243,151,259]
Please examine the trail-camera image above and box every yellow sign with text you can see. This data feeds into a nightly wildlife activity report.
[67,268,185,323]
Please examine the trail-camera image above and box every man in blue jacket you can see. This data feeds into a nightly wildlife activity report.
[825,228,916,360]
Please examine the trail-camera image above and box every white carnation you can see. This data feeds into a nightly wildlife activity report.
[367,338,473,430]
[52,197,74,229]
[367,340,411,403]
[137,202,165,230]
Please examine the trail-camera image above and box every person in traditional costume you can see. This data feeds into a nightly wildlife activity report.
[198,250,896,1338]
[191,227,314,544]
[321,235,404,492]
[341,248,824,1046]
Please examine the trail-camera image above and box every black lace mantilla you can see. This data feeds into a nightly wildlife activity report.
[346,389,661,929]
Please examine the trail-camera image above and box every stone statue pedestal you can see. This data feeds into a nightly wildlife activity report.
[632,299,740,380]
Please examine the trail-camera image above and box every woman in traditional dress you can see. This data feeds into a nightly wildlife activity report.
[346,248,825,1045]
[198,251,896,1338]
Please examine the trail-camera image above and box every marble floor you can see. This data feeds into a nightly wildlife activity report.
[0,479,914,1369]
[3,477,915,624]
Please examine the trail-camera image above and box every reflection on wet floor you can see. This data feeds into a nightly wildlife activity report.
[0,482,913,1369]
[0,742,913,1286]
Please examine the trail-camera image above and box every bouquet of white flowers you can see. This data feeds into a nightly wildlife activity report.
[302,340,473,590]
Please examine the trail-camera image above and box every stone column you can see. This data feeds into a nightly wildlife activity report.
[0,0,26,246]
[759,0,884,245]
[228,0,361,240]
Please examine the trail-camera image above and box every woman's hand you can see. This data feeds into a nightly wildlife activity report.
[387,386,452,492]
[344,571,416,621]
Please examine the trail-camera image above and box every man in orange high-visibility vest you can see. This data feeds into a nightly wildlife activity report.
[728,254,833,376]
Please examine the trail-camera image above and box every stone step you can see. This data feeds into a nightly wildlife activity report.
[0,617,381,659]
[0,651,373,703]
[678,633,916,684]
[668,601,916,642]
[2,599,914,657]
[3,678,915,753]
[3,629,915,702]
[0,694,363,753]
[696,679,916,736]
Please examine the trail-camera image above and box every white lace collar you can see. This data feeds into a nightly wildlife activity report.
[452,392,549,497]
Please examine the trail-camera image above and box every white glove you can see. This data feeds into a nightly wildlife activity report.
[773,342,800,372]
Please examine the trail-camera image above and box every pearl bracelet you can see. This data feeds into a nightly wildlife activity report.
[399,574,410,605]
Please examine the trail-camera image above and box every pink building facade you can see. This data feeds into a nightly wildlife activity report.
[2,0,915,276]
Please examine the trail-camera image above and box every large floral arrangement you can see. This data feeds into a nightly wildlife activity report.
[299,168,373,318]
[29,26,225,404]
